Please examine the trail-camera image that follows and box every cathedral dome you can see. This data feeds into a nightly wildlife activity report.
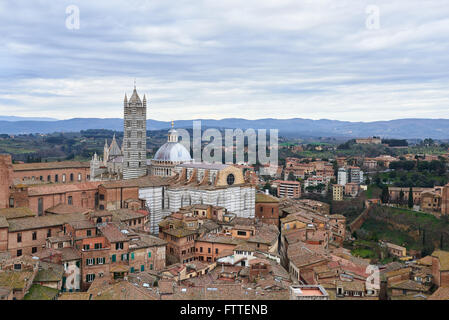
[153,142,192,162]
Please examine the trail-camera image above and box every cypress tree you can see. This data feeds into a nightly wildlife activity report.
[408,187,413,208]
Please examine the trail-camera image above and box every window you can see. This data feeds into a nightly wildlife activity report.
[121,254,128,261]
[130,267,135,273]
[87,230,92,237]
[148,251,151,258]
[47,175,51,182]
[32,232,37,241]
[94,243,102,250]
[86,274,95,283]
[55,174,58,182]
[215,248,218,254]
[226,173,235,185]
[9,197,14,208]
[32,247,37,254]
[70,173,74,181]
[17,233,22,243]
[131,252,135,260]
[68,196,73,205]
[47,229,52,237]
[14,264,21,270]
[99,205,104,210]
[116,242,124,250]
[200,247,203,253]
[140,265,145,272]
[58,243,63,249]
[38,198,43,216]
[86,258,94,266]
[237,231,246,236]
[97,257,105,265]
[78,173,82,181]
[62,174,66,182]
[150,264,153,270]
[111,254,116,262]
[17,250,22,257]
[83,244,90,251]
[208,248,211,254]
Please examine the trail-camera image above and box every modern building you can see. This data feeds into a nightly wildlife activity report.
[274,180,301,199]
[337,168,347,186]
[332,184,344,201]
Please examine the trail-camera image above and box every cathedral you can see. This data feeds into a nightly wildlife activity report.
[90,86,148,181]
[149,122,192,177]
[89,86,256,234]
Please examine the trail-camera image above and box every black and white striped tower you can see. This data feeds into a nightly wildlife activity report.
[123,84,147,179]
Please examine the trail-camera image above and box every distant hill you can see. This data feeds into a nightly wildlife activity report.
[0,116,58,122]
[1,117,449,139]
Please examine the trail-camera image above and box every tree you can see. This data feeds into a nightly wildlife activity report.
[399,190,405,205]
[287,172,296,181]
[381,186,389,203]
[408,187,414,208]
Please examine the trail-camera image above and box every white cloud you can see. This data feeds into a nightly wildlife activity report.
[0,0,449,122]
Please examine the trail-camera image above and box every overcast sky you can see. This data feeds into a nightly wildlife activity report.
[1,0,449,121]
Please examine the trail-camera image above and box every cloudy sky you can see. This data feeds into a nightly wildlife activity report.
[1,0,449,121]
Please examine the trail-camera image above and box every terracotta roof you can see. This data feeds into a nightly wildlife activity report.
[58,292,92,300]
[45,204,90,215]
[90,280,157,300]
[432,250,449,271]
[68,220,96,230]
[27,181,102,196]
[417,255,433,266]
[0,271,34,290]
[101,175,170,189]
[0,207,35,220]
[0,217,8,228]
[99,223,128,243]
[255,193,279,203]
[13,161,89,171]
[7,213,84,232]
[428,287,449,300]
[111,209,147,221]
[34,262,64,283]
[389,280,429,292]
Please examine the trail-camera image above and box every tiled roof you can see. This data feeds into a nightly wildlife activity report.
[45,204,90,215]
[0,207,35,220]
[68,220,96,230]
[34,262,64,283]
[255,193,279,203]
[0,271,34,290]
[428,287,449,300]
[13,161,89,171]
[0,217,8,228]
[23,284,59,300]
[111,209,147,221]
[58,292,92,300]
[389,280,429,292]
[27,181,102,196]
[101,175,170,189]
[99,223,128,243]
[432,250,449,271]
[7,213,84,232]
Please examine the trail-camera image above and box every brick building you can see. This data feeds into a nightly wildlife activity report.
[255,192,280,227]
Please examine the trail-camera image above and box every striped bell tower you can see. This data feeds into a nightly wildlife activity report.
[123,84,147,179]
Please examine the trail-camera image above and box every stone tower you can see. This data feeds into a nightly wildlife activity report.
[123,85,147,180]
